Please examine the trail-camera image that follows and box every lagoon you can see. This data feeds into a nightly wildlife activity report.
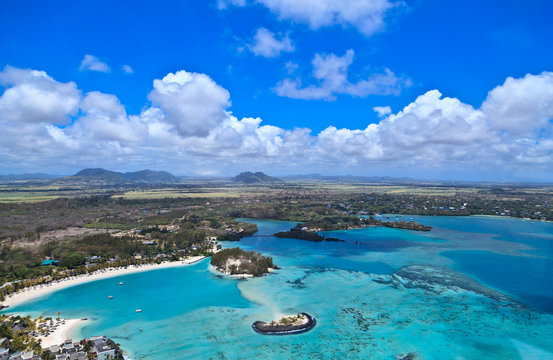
[6,216,553,359]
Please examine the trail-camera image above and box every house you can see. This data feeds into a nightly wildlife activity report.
[0,348,9,360]
[62,339,74,351]
[8,351,21,360]
[41,259,59,266]
[96,347,116,360]
[20,351,33,360]
[88,337,117,360]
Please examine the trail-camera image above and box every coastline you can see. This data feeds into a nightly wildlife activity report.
[208,264,254,279]
[470,214,553,223]
[2,256,206,308]
[39,318,85,348]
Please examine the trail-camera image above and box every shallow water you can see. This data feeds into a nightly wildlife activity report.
[5,216,553,359]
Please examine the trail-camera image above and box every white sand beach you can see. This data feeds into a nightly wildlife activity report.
[2,256,206,308]
[38,318,85,348]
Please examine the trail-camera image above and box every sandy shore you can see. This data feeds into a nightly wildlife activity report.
[2,256,206,308]
[39,318,85,348]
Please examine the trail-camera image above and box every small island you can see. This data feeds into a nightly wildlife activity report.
[274,218,431,242]
[274,228,325,241]
[211,248,276,277]
[252,313,316,335]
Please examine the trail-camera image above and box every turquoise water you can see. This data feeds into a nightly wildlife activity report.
[5,216,553,359]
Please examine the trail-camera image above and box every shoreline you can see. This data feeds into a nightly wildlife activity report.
[208,264,254,279]
[39,318,85,348]
[2,256,206,308]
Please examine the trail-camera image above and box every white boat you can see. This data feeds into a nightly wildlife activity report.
[136,309,142,313]
[118,282,124,285]
[108,296,113,299]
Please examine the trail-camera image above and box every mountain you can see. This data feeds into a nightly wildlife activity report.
[60,168,179,185]
[233,172,282,184]
[121,169,178,183]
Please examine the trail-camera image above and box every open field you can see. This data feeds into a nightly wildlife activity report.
[112,187,270,199]
[0,192,61,203]
[1,180,553,203]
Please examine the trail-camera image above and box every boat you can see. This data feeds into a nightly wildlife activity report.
[136,309,142,313]
[108,296,113,299]
[118,282,124,285]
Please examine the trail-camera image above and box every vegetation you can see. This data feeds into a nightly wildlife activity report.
[232,171,282,184]
[0,177,551,297]
[253,312,316,334]
[274,226,325,241]
[211,248,276,277]
[0,314,42,353]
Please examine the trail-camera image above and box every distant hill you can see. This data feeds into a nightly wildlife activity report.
[233,171,282,184]
[0,173,62,181]
[59,168,179,185]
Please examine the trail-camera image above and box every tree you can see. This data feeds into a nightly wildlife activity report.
[59,252,86,269]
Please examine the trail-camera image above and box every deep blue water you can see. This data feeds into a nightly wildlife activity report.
[4,216,553,359]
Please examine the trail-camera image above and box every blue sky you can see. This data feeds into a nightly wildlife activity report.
[1,0,552,180]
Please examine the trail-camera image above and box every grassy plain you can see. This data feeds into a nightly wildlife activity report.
[112,187,270,200]
[0,179,552,204]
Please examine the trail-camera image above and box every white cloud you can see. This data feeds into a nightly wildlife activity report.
[285,61,298,74]
[377,90,489,156]
[373,106,391,117]
[122,65,134,74]
[482,71,553,135]
[0,66,80,124]
[247,27,294,57]
[220,0,400,36]
[148,70,231,137]
[217,0,246,10]
[1,65,552,180]
[79,54,111,73]
[275,49,409,100]
[70,91,148,143]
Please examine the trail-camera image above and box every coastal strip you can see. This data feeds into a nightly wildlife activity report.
[38,318,86,348]
[2,256,205,308]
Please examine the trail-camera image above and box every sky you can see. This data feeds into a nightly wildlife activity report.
[0,0,552,180]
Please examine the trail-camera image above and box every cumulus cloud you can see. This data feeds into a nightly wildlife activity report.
[482,71,553,134]
[79,54,111,72]
[247,27,294,58]
[220,0,400,36]
[1,65,552,179]
[71,91,148,143]
[148,70,231,137]
[275,49,409,100]
[0,66,80,124]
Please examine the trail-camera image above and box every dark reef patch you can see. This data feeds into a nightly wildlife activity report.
[375,265,523,307]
